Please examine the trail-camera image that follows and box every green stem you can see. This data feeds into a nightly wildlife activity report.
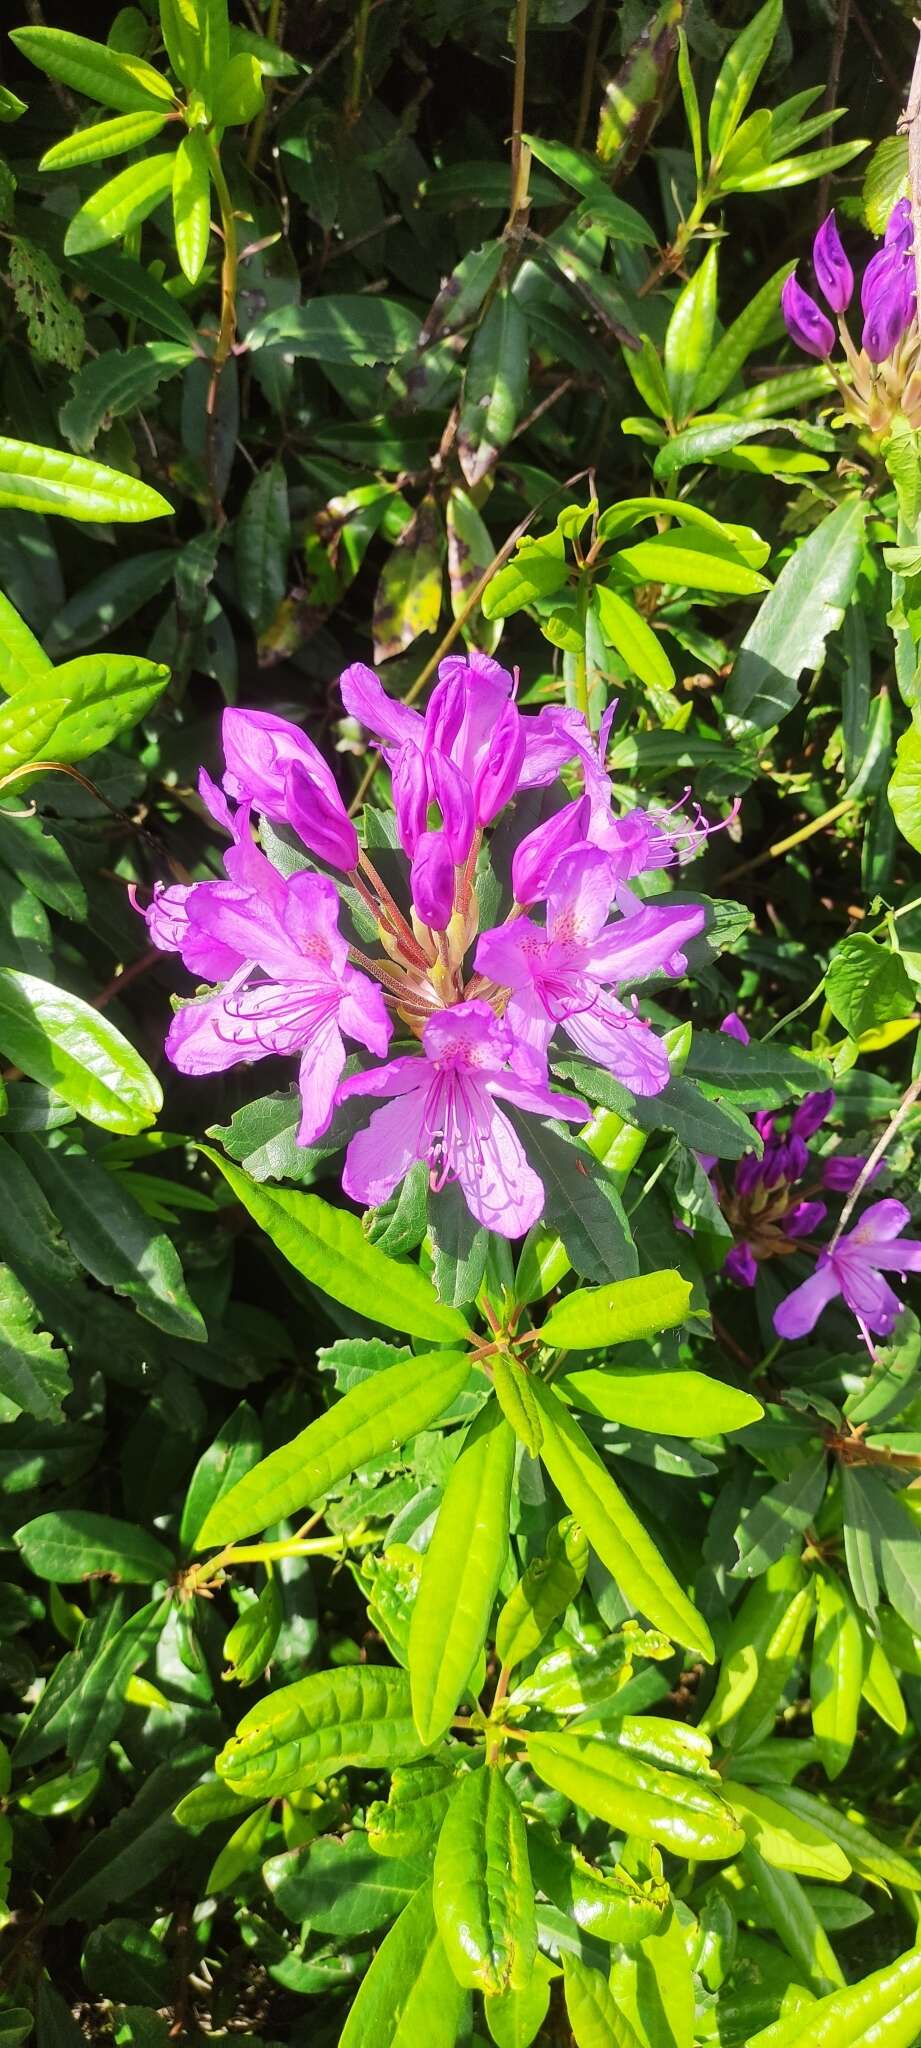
[245,0,283,172]
[207,140,238,402]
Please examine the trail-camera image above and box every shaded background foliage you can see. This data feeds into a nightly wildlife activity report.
[0,1,920,2045]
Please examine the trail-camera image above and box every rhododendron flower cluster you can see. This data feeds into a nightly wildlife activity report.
[138,652,723,1238]
[781,200,921,431]
[714,1016,921,1349]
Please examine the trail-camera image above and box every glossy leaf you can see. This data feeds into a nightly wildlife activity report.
[0,437,172,522]
[495,1517,588,1670]
[235,460,290,635]
[211,52,264,126]
[458,291,530,487]
[526,1729,743,1859]
[172,133,211,286]
[726,497,867,732]
[0,1265,70,1422]
[615,526,770,597]
[264,1832,428,1934]
[216,1665,427,1798]
[434,1765,536,1994]
[338,1880,469,2048]
[11,27,175,115]
[540,1271,691,1349]
[40,111,170,172]
[65,154,177,258]
[491,1350,543,1457]
[15,1510,173,1584]
[200,1150,469,1342]
[247,296,420,363]
[723,1781,851,1879]
[561,1367,762,1436]
[409,1401,514,1743]
[593,584,676,692]
[0,971,161,1134]
[664,245,718,423]
[196,1350,472,1547]
[811,1570,863,1779]
[563,1952,641,2047]
[707,0,782,162]
[531,1378,714,1659]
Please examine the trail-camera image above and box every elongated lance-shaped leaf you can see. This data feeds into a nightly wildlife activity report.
[200,1150,469,1342]
[433,1765,536,1995]
[742,1846,844,1996]
[725,496,867,733]
[707,0,782,164]
[539,1271,691,1350]
[0,655,170,777]
[562,1367,762,1437]
[0,438,172,522]
[339,1880,469,2048]
[196,1350,472,1547]
[526,1730,743,1860]
[65,153,177,258]
[746,1940,921,2047]
[530,1378,713,1659]
[0,971,162,1134]
[216,1665,428,1799]
[172,133,211,286]
[562,1952,642,2047]
[40,111,170,172]
[811,1569,863,1780]
[409,1400,515,1744]
[10,27,176,114]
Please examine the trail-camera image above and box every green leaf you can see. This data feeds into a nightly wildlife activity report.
[434,1766,536,1994]
[526,1824,668,1946]
[179,1402,262,1552]
[65,152,176,257]
[198,0,230,91]
[485,1962,555,2048]
[842,1467,921,1638]
[730,1448,827,1579]
[810,1570,863,1781]
[0,436,171,522]
[562,1953,641,2048]
[200,1150,469,1342]
[530,1378,714,1659]
[742,1848,844,1997]
[0,1264,70,1422]
[593,585,675,692]
[482,533,569,620]
[66,1595,169,1769]
[889,723,921,854]
[68,246,198,347]
[0,593,52,693]
[677,27,702,181]
[458,291,530,487]
[196,1350,472,1548]
[171,133,211,286]
[247,296,419,364]
[652,416,822,482]
[264,1833,428,1933]
[43,550,178,657]
[222,1573,282,1685]
[663,246,718,424]
[701,1552,807,1732]
[495,1518,588,1670]
[159,0,201,85]
[747,1943,921,2048]
[0,971,162,1134]
[15,1510,173,1584]
[767,1783,921,1893]
[206,1803,274,1895]
[491,1350,543,1456]
[863,134,909,234]
[707,0,782,163]
[723,1781,850,1879]
[211,52,264,126]
[81,1921,170,2008]
[0,86,27,121]
[10,27,175,114]
[44,1744,211,1923]
[40,111,170,172]
[526,1728,743,1860]
[235,460,290,635]
[0,655,169,779]
[338,1880,469,2048]
[540,1271,691,1350]
[725,498,866,732]
[373,493,445,660]
[561,1367,762,1437]
[60,344,192,454]
[368,1760,457,1860]
[725,140,868,193]
[615,526,770,597]
[216,1665,429,1799]
[409,1400,514,1743]
[825,934,916,1040]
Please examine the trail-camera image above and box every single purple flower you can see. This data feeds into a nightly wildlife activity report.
[813,212,853,313]
[221,707,358,871]
[861,249,916,362]
[822,1153,871,1192]
[476,847,705,1096]
[774,1198,921,1345]
[725,1243,758,1288]
[338,1000,587,1237]
[781,273,835,360]
[165,861,391,1145]
[511,796,592,907]
[885,198,913,252]
[791,1088,835,1141]
[411,829,455,931]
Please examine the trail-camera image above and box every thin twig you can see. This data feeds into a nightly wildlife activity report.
[509,0,529,210]
[721,798,857,883]
[573,0,605,153]
[816,0,852,224]
[902,21,921,316]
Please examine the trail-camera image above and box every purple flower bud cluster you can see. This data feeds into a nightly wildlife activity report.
[781,200,916,367]
[715,1016,921,1349]
[137,654,733,1238]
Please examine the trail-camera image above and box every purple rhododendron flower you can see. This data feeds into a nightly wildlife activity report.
[222,707,358,871]
[475,847,704,1096]
[338,1001,587,1237]
[165,854,391,1144]
[781,274,835,359]
[813,211,853,313]
[774,1200,921,1345]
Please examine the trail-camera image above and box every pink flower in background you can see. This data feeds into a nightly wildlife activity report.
[774,1200,921,1346]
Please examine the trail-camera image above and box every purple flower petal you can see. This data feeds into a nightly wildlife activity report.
[781,273,835,359]
[791,1088,835,1140]
[773,1260,841,1339]
[720,1011,749,1044]
[784,1199,827,1239]
[725,1242,758,1287]
[410,829,455,930]
[813,211,853,313]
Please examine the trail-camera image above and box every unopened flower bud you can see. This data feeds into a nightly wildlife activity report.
[473,699,526,824]
[411,829,455,930]
[781,273,835,360]
[392,743,429,857]
[813,212,853,313]
[284,761,359,871]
